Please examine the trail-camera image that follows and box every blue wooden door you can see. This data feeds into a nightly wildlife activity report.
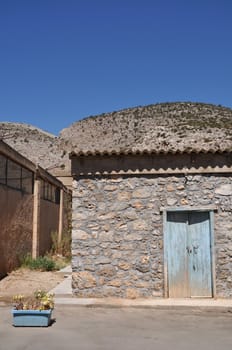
[166,211,212,298]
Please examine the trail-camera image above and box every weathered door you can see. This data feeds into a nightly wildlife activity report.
[166,211,212,298]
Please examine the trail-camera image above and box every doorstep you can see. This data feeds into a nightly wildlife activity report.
[54,296,232,311]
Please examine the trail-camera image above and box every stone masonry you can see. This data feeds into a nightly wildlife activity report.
[72,173,232,298]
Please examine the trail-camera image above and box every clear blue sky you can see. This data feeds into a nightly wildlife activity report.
[0,0,231,135]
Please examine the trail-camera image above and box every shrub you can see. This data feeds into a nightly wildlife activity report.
[21,255,56,271]
[50,231,71,259]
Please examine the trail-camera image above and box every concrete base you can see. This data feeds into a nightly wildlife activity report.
[54,296,232,311]
[51,266,232,310]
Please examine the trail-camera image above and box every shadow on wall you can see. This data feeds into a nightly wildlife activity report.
[0,188,33,278]
[72,152,232,175]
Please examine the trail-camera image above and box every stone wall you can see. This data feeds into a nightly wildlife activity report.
[72,174,232,298]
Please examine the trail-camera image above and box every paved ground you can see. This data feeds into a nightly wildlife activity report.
[2,266,232,349]
[1,306,232,350]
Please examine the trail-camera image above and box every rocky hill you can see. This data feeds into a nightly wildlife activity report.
[0,122,70,175]
[1,102,232,177]
[61,102,232,155]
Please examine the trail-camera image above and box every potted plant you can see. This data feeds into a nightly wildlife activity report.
[12,290,54,327]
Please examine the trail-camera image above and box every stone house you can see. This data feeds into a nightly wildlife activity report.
[70,103,232,298]
[0,140,70,278]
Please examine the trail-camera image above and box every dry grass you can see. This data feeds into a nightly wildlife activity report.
[0,268,64,303]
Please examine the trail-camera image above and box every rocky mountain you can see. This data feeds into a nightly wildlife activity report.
[0,122,70,176]
[1,102,232,177]
[61,102,232,155]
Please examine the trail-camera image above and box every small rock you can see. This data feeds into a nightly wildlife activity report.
[167,198,177,206]
[72,230,89,240]
[72,271,96,289]
[132,188,151,198]
[125,288,140,299]
[118,261,131,270]
[215,184,232,196]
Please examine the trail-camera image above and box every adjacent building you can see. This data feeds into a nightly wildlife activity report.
[0,140,70,278]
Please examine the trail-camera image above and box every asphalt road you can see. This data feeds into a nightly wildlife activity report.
[1,306,232,350]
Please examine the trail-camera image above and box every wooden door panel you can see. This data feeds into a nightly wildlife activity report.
[166,211,212,298]
[188,212,212,297]
[166,212,190,298]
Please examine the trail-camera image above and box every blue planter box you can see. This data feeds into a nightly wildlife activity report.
[12,309,52,327]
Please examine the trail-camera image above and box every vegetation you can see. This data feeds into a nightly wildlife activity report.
[13,290,54,310]
[19,228,71,272]
[50,230,71,259]
[21,255,57,271]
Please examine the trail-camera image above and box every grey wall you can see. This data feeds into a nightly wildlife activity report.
[72,173,232,298]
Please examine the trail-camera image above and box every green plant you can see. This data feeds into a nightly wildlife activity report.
[21,254,56,271]
[50,231,71,258]
[13,290,54,310]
